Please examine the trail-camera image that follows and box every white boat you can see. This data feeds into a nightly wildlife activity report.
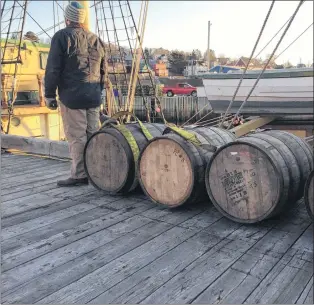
[198,68,314,115]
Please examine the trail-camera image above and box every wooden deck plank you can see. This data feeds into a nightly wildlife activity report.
[2,215,154,292]
[192,268,252,304]
[140,220,275,304]
[89,231,223,304]
[1,153,312,304]
[2,181,65,202]
[1,161,68,179]
[2,193,68,218]
[2,201,153,270]
[35,227,203,304]
[1,193,106,229]
[2,221,173,304]
[303,284,313,304]
[1,169,70,189]
[1,155,67,176]
[1,175,66,196]
[247,229,306,259]
[297,277,313,304]
[244,264,302,304]
[178,206,223,229]
[2,207,114,271]
[275,268,313,304]
[193,253,281,304]
[244,246,313,304]
[293,224,314,253]
[2,202,105,240]
[1,159,67,177]
[141,244,244,304]
[1,154,51,167]
[140,204,207,225]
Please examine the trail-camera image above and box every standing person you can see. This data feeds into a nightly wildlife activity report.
[44,1,106,187]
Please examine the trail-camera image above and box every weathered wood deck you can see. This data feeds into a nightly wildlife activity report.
[1,152,313,304]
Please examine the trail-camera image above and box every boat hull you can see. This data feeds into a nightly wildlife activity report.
[199,69,314,115]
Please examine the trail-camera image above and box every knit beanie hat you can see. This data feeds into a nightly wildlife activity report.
[65,1,86,24]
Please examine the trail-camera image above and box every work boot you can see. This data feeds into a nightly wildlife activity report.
[57,177,89,187]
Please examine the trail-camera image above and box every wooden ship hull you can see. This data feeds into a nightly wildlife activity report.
[197,68,314,115]
[1,39,65,141]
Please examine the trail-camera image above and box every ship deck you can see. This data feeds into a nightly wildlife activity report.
[1,152,313,304]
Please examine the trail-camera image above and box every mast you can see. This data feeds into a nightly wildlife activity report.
[77,0,90,30]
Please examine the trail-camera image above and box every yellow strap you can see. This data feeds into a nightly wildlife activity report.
[165,125,202,147]
[113,124,140,164]
[100,111,153,170]
[137,119,153,140]
[109,111,153,141]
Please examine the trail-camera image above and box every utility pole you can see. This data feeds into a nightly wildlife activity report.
[207,21,212,70]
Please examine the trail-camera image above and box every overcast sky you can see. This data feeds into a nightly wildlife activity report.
[18,1,314,65]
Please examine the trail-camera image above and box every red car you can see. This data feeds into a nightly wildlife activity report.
[162,83,197,97]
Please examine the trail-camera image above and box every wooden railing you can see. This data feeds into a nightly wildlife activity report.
[115,96,217,124]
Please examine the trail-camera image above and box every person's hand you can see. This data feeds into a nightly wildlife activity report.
[45,97,58,110]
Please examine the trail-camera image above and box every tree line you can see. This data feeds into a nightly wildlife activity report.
[144,47,217,74]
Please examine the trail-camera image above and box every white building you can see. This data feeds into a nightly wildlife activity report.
[183,64,211,77]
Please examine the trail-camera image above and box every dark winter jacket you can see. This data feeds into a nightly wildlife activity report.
[44,26,106,109]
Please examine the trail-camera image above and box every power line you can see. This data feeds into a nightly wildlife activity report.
[219,0,276,127]
[227,0,305,128]
[254,16,291,59]
[275,22,313,61]
[16,0,52,38]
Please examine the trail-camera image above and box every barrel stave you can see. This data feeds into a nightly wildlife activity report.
[84,122,165,194]
[84,127,133,193]
[237,136,291,216]
[263,130,313,199]
[138,126,236,207]
[206,129,313,223]
[246,132,300,204]
[138,133,204,207]
[206,140,285,223]
[304,170,314,220]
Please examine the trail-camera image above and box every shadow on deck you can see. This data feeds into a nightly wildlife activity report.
[1,152,313,304]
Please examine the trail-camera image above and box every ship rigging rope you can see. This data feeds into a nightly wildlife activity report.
[56,1,61,31]
[125,0,166,123]
[35,21,64,37]
[90,1,126,9]
[108,0,129,93]
[1,0,8,18]
[125,0,147,117]
[2,0,17,61]
[254,15,291,60]
[94,0,120,116]
[99,0,122,107]
[117,0,151,122]
[5,0,28,134]
[54,1,64,12]
[180,103,211,127]
[108,0,129,114]
[195,113,234,127]
[16,1,52,38]
[227,0,305,129]
[94,0,163,123]
[53,1,56,34]
[218,0,276,128]
[274,22,313,61]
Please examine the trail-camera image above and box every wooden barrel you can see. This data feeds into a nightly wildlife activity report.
[138,126,236,208]
[84,122,165,194]
[262,130,313,200]
[304,170,314,220]
[206,131,311,224]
